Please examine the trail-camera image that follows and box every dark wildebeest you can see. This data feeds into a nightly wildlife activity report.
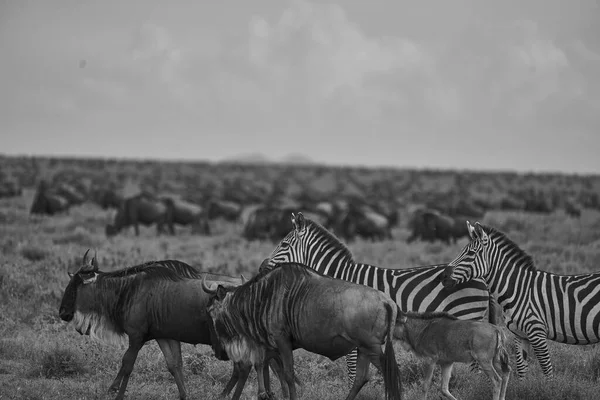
[0,179,22,198]
[58,251,291,400]
[407,208,468,244]
[338,205,392,242]
[202,262,403,400]
[105,193,170,237]
[394,311,510,400]
[161,197,211,235]
[242,206,296,242]
[54,182,87,205]
[206,199,243,222]
[93,187,124,210]
[29,180,71,215]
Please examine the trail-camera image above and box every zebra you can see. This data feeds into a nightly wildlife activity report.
[266,212,493,388]
[441,221,600,379]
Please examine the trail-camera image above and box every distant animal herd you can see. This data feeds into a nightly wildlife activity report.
[2,158,599,399]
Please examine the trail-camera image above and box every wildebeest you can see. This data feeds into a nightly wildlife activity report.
[29,180,71,215]
[58,250,289,400]
[337,204,393,241]
[161,197,210,235]
[92,187,124,210]
[205,199,243,222]
[407,208,468,244]
[203,262,403,400]
[0,178,22,198]
[105,192,170,237]
[54,182,87,205]
[394,311,510,400]
[242,206,296,242]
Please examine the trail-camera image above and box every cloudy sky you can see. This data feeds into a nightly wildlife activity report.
[1,0,599,173]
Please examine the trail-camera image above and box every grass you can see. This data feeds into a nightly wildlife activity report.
[1,188,600,399]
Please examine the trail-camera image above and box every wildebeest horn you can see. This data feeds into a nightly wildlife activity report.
[201,275,217,294]
[240,274,247,284]
[82,249,91,266]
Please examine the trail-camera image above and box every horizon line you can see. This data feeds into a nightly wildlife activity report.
[0,151,598,178]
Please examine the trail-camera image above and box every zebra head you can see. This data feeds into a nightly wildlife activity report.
[267,212,309,268]
[441,221,490,288]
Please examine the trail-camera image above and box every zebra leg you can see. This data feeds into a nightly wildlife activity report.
[514,337,529,380]
[528,333,554,378]
[344,348,358,388]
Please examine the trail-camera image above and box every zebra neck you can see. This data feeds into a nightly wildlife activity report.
[486,260,535,313]
[316,255,358,281]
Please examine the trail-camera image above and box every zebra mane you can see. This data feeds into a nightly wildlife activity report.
[403,311,459,321]
[305,219,355,263]
[98,260,204,282]
[481,225,537,272]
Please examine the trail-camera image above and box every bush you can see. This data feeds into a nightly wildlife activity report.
[20,244,48,262]
[31,346,86,379]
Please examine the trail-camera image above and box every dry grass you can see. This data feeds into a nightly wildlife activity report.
[1,185,600,399]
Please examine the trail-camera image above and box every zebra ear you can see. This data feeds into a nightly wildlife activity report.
[466,221,476,240]
[475,222,489,245]
[295,212,306,232]
[290,212,297,229]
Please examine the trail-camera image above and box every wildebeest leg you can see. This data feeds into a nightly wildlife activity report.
[156,339,186,400]
[344,350,370,400]
[420,361,435,400]
[475,357,502,400]
[255,362,273,400]
[134,222,140,236]
[438,362,457,400]
[230,364,251,400]
[275,338,297,400]
[110,338,144,400]
[220,362,241,398]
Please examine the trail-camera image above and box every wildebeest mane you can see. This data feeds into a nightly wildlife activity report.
[217,263,320,348]
[480,225,536,272]
[99,259,204,282]
[305,219,355,263]
[403,311,458,321]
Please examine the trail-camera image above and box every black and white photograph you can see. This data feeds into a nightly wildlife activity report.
[1,0,599,399]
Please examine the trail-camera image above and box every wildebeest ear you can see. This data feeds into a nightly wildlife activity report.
[82,272,98,285]
[216,285,228,301]
[466,221,476,240]
[67,272,74,279]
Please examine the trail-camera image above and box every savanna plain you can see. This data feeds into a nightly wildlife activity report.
[1,157,600,400]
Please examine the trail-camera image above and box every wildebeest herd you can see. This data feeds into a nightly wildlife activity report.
[24,173,586,245]
[55,207,600,400]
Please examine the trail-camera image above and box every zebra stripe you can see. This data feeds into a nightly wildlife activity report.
[267,214,491,387]
[443,222,600,379]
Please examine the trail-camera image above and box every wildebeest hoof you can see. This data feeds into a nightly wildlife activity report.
[258,391,275,400]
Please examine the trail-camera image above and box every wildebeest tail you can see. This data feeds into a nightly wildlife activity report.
[495,329,511,374]
[381,301,402,400]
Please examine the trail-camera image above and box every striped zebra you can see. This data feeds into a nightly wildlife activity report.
[266,212,492,388]
[441,221,600,379]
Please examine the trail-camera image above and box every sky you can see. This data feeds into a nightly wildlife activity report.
[1,0,599,173]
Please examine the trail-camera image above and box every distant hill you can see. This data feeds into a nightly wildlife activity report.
[223,152,315,165]
[279,153,314,165]
[223,152,271,164]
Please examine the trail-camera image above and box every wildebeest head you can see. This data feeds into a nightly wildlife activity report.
[105,206,126,237]
[441,221,490,288]
[58,249,100,331]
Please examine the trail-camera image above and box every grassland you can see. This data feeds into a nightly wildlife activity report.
[1,165,600,399]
